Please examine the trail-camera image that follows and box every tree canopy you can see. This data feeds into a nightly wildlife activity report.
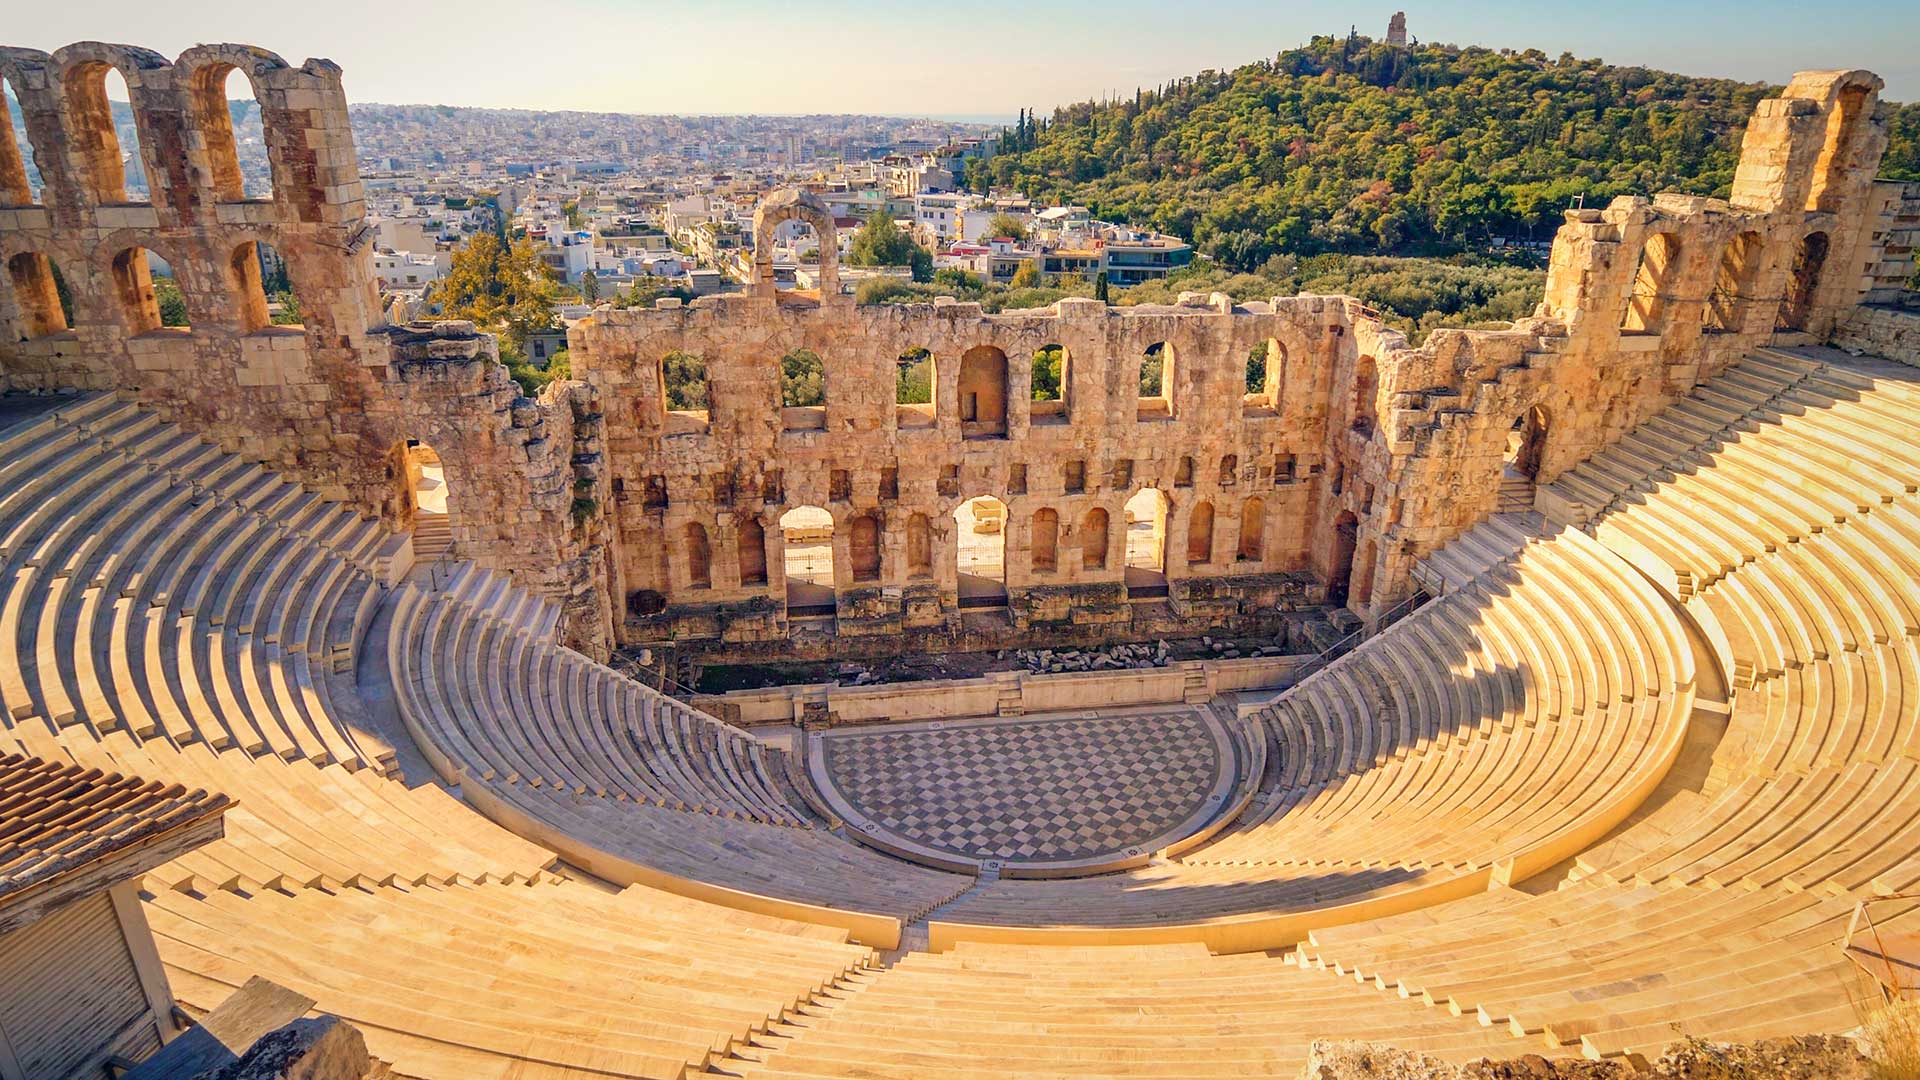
[969,35,1920,258]
[846,211,933,281]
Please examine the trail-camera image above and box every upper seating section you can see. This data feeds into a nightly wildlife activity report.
[925,524,1695,946]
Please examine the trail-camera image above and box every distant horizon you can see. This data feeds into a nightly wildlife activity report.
[5,2,1915,115]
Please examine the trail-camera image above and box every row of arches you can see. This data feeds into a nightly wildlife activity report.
[2,49,276,209]
[1619,228,1829,337]
[666,490,1274,618]
[5,238,296,342]
[646,337,1297,436]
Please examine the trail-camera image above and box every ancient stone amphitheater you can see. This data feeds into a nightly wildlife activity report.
[2,41,1919,1079]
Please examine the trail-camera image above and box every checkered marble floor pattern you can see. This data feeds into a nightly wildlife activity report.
[821,711,1223,865]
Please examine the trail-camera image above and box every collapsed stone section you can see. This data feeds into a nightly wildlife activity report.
[0,45,1898,659]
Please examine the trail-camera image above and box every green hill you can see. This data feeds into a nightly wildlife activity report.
[968,35,1920,267]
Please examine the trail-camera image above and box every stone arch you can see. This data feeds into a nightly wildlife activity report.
[1779,231,1829,331]
[906,512,933,579]
[685,522,712,589]
[1081,507,1111,571]
[737,515,769,586]
[1349,354,1378,435]
[779,505,835,617]
[1622,231,1683,334]
[1031,508,1059,573]
[53,44,169,206]
[0,74,38,205]
[108,245,168,332]
[5,250,69,339]
[1030,343,1069,424]
[752,188,838,298]
[1329,511,1360,606]
[1237,497,1266,563]
[848,511,882,583]
[1186,500,1214,565]
[1808,77,1878,214]
[954,496,1006,606]
[394,437,452,560]
[957,344,1008,438]
[1138,341,1173,419]
[175,44,290,203]
[1706,230,1764,333]
[1175,455,1194,488]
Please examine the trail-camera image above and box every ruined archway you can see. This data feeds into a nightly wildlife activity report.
[954,495,1007,608]
[752,188,838,299]
[402,439,453,562]
[780,506,835,618]
[1779,231,1829,331]
[64,60,149,204]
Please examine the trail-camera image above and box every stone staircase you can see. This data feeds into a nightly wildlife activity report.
[1411,512,1544,596]
[411,510,452,562]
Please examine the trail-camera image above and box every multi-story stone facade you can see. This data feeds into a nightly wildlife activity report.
[0,45,1898,664]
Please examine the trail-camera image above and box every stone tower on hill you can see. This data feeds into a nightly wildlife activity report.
[1387,11,1408,47]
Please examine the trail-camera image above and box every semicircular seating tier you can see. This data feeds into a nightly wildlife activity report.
[387,579,974,940]
[921,523,1697,947]
[0,393,883,1080]
[1287,347,1920,1065]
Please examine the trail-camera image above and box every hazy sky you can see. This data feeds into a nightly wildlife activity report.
[17,0,1918,117]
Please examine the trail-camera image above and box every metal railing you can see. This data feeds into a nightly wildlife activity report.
[1283,589,1430,691]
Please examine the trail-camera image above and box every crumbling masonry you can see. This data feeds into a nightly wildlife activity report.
[0,48,1901,664]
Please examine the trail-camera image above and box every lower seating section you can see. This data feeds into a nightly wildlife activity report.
[389,580,973,929]
[929,526,1694,934]
[708,942,1531,1079]
[1296,348,1920,1063]
[144,873,877,1080]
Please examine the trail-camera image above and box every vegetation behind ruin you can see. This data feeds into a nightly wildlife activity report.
[969,34,1920,265]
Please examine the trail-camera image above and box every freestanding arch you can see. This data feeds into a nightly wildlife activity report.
[1779,231,1829,331]
[752,188,838,298]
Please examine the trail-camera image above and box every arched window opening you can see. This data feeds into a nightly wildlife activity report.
[229,241,295,332]
[1328,512,1359,606]
[1187,501,1215,565]
[402,440,453,561]
[1031,508,1059,573]
[111,247,182,333]
[1137,341,1173,420]
[1779,232,1829,331]
[6,252,68,339]
[738,517,769,586]
[1,78,40,205]
[1237,498,1266,563]
[661,350,709,434]
[1219,454,1238,487]
[780,506,835,618]
[1030,344,1068,425]
[780,347,825,431]
[1349,355,1377,436]
[1175,456,1194,488]
[955,495,1007,607]
[848,513,882,583]
[895,347,934,428]
[192,66,273,202]
[68,64,147,204]
[1621,232,1682,335]
[1243,337,1285,414]
[685,523,712,589]
[1706,231,1763,334]
[1124,488,1170,598]
[906,513,932,580]
[1081,508,1110,571]
[957,345,1009,438]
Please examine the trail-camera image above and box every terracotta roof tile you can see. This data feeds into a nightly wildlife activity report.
[0,753,231,908]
